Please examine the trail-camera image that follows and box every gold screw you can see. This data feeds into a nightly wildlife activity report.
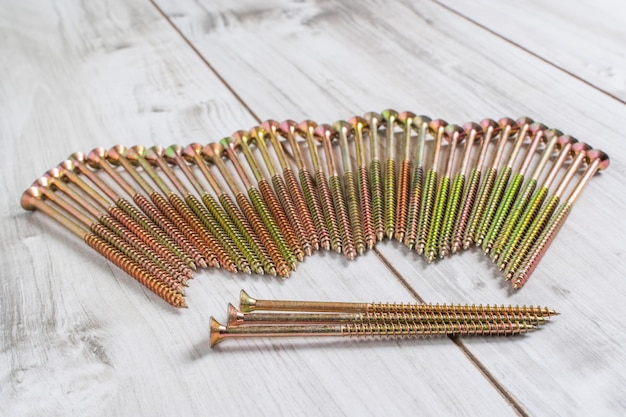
[381,109,399,240]
[394,111,416,243]
[363,111,385,242]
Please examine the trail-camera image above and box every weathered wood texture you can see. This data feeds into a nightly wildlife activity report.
[1,0,625,416]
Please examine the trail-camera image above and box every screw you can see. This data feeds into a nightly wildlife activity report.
[21,187,187,308]
[504,142,591,280]
[381,109,399,240]
[489,129,564,263]
[403,115,431,250]
[495,135,577,271]
[475,117,532,246]
[144,146,238,273]
[425,123,464,262]
[462,118,516,249]
[299,120,342,253]
[511,149,609,289]
[394,111,416,243]
[416,119,447,255]
[348,116,377,249]
[334,120,367,255]
[482,122,548,253]
[279,120,331,251]
[363,111,385,241]
[315,123,357,260]
[439,122,480,258]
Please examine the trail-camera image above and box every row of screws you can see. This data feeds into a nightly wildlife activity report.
[209,290,557,347]
[21,111,608,307]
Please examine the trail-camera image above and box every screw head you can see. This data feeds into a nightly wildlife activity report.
[163,144,184,164]
[429,119,448,136]
[298,120,318,137]
[144,146,165,165]
[21,186,44,210]
[86,147,108,169]
[59,159,77,174]
[348,116,368,130]
[278,120,299,138]
[202,142,226,163]
[516,116,534,129]
[445,124,466,144]
[125,145,147,164]
[557,135,578,150]
[572,142,592,154]
[260,119,280,135]
[183,143,205,163]
[586,149,610,170]
[106,145,128,166]
[313,124,336,144]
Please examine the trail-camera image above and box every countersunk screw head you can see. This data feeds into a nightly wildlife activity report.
[183,143,206,163]
[164,144,184,164]
[428,119,448,135]
[21,186,44,210]
[586,149,610,170]
[86,147,108,168]
[125,145,148,163]
[106,144,129,165]
[557,135,578,150]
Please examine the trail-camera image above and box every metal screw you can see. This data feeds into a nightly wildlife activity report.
[394,111,416,243]
[511,149,609,289]
[381,109,399,240]
[363,111,385,242]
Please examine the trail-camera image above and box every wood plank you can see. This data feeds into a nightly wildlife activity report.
[438,0,626,102]
[0,0,517,416]
[155,0,626,415]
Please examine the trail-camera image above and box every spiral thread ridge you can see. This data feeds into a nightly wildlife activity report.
[344,170,366,255]
[315,170,341,253]
[369,159,384,241]
[476,166,512,246]
[299,168,330,250]
[463,167,496,249]
[394,160,411,242]
[416,169,438,254]
[439,173,465,258]
[272,174,313,255]
[403,164,424,250]
[384,158,397,240]
[425,175,450,261]
[357,165,376,249]
[483,172,524,253]
[330,174,357,260]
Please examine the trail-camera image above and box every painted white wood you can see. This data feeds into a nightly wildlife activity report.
[0,0,523,416]
[155,0,626,415]
[439,0,626,101]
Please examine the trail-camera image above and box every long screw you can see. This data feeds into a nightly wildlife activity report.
[482,122,548,253]
[511,149,609,289]
[489,129,564,263]
[348,116,377,249]
[221,134,296,276]
[504,142,591,280]
[85,148,196,272]
[126,146,220,269]
[241,128,305,262]
[495,135,577,271]
[403,115,431,250]
[279,120,331,250]
[363,111,385,241]
[239,289,558,316]
[210,317,535,347]
[107,145,205,271]
[416,119,447,255]
[145,146,239,273]
[46,167,189,288]
[316,123,357,259]
[227,304,547,327]
[35,175,186,295]
[21,187,187,308]
[335,120,366,255]
[463,118,516,249]
[475,117,532,246]
[439,122,479,258]
[394,111,416,242]
[254,122,313,256]
[300,120,341,253]
[381,109,399,239]
[450,120,490,253]
[64,154,192,279]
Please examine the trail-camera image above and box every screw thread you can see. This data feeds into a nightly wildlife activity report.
[361,310,545,325]
[483,172,524,253]
[132,194,196,270]
[114,199,192,276]
[183,194,241,273]
[341,321,533,337]
[439,172,465,258]
[491,178,537,263]
[272,173,313,255]
[89,223,185,293]
[150,192,209,269]
[299,168,331,250]
[463,167,497,249]
[329,174,357,260]
[201,193,256,274]
[451,168,480,253]
[403,164,424,250]
[247,186,295,276]
[259,178,304,262]
[98,214,188,285]
[416,169,438,254]
[497,186,549,272]
[369,159,384,241]
[384,158,397,240]
[366,302,555,316]
[220,193,272,276]
[315,170,341,253]
[512,202,573,289]
[476,166,512,246]
[357,165,376,249]
[84,234,187,308]
[394,160,411,242]
[505,194,560,279]
[168,193,230,270]
[425,175,450,262]
[283,168,319,251]
[344,170,366,255]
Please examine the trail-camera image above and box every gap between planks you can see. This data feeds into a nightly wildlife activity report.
[147,1,531,414]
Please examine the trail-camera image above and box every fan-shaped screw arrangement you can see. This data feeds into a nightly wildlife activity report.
[21,111,609,308]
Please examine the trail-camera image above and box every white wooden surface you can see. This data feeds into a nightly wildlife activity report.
[2,0,625,416]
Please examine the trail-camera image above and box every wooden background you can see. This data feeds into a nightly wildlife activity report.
[2,0,626,415]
